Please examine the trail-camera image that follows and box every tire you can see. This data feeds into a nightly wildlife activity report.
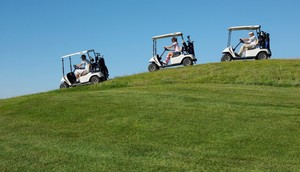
[182,58,193,66]
[60,82,69,89]
[256,52,268,60]
[148,63,159,72]
[90,76,101,84]
[221,54,232,62]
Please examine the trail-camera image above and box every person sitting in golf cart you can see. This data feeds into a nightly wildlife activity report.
[238,32,258,57]
[163,37,181,65]
[74,55,90,81]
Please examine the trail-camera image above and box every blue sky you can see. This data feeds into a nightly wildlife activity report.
[1,0,300,99]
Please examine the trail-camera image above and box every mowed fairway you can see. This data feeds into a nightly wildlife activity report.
[0,60,299,171]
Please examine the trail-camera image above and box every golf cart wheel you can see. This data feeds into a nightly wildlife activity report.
[148,63,159,72]
[90,76,101,84]
[256,52,268,60]
[221,53,232,62]
[182,58,193,66]
[60,82,69,89]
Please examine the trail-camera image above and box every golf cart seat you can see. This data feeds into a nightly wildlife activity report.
[172,52,181,58]
[171,46,183,58]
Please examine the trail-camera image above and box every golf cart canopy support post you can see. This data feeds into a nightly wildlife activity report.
[153,39,157,56]
[69,56,72,74]
[61,58,65,77]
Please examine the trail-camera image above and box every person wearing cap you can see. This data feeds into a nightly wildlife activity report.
[74,54,90,81]
[238,32,258,57]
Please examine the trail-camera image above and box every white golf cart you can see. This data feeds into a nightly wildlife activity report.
[60,49,109,89]
[221,25,271,61]
[148,32,197,72]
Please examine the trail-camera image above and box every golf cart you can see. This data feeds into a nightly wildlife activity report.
[60,49,109,89]
[221,25,271,61]
[148,32,197,72]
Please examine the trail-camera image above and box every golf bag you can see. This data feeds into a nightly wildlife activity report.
[98,57,109,80]
[182,36,195,56]
[258,31,270,49]
[187,40,195,56]
[182,41,189,54]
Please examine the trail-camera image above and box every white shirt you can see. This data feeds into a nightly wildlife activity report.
[247,35,257,46]
[80,59,90,70]
[172,42,180,52]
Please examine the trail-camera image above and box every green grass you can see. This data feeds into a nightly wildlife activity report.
[0,59,299,171]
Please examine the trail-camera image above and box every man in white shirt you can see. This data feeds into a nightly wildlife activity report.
[238,32,257,57]
[74,55,90,81]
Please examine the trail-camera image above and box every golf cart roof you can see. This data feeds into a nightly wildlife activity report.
[61,49,94,58]
[152,32,182,40]
[228,25,261,31]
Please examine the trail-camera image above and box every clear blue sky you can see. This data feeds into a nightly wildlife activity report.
[1,0,300,99]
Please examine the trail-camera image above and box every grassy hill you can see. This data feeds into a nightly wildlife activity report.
[0,59,299,171]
